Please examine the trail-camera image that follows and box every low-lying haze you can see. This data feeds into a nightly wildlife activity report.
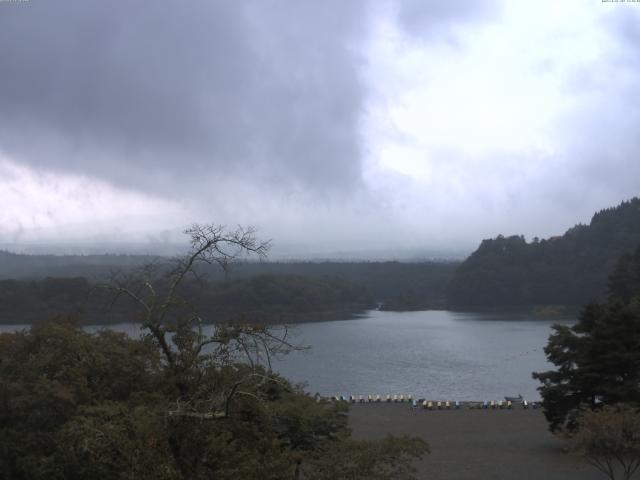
[1,0,638,256]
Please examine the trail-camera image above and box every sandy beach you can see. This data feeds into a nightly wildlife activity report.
[348,403,603,480]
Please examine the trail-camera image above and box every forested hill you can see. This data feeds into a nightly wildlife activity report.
[0,275,372,325]
[447,198,640,308]
[0,261,459,324]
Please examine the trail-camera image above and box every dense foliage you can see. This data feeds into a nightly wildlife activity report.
[0,262,458,324]
[218,261,457,310]
[533,246,640,431]
[448,198,640,307]
[0,275,372,325]
[572,406,640,480]
[0,224,429,479]
[0,277,93,324]
[0,321,427,479]
[195,274,372,322]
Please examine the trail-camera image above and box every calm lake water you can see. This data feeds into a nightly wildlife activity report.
[0,310,573,401]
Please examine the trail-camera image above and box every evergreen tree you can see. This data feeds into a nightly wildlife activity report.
[533,246,640,431]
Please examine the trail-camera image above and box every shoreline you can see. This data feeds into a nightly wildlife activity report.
[320,395,543,408]
[0,304,581,327]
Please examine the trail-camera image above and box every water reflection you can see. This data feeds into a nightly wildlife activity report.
[0,310,574,400]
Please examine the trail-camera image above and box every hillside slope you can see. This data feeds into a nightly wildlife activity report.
[447,198,640,307]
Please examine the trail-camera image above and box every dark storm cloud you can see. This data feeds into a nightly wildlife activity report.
[2,0,638,255]
[0,0,366,194]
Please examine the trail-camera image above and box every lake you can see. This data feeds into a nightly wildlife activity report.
[0,309,572,401]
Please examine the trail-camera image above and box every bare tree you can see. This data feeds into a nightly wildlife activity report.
[573,405,640,480]
[94,223,295,411]
[93,224,309,477]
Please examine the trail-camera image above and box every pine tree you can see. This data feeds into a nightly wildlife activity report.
[533,246,640,431]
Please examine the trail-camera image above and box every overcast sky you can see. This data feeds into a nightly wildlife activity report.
[0,0,639,256]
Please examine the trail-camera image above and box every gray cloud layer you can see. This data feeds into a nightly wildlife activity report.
[0,0,366,195]
[395,0,498,40]
[0,1,639,255]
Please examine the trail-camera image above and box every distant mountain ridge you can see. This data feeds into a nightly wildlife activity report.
[447,197,640,307]
[0,250,154,280]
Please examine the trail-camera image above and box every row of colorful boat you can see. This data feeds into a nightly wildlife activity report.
[329,394,412,403]
[416,399,537,410]
[325,395,540,409]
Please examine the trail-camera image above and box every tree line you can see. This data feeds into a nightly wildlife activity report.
[0,261,458,325]
[0,274,373,325]
[4,197,640,317]
[448,198,640,308]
